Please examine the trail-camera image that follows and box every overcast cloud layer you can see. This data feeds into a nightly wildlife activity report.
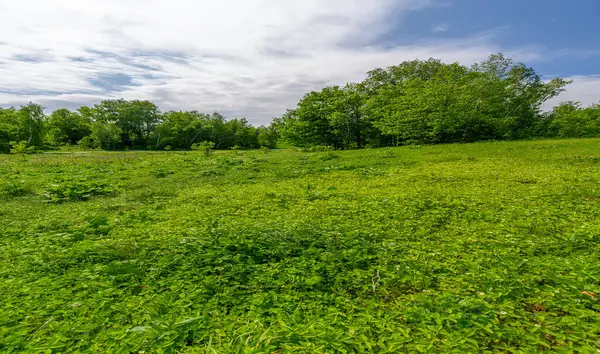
[0,0,598,124]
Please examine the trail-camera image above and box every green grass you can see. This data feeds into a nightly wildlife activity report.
[1,139,600,353]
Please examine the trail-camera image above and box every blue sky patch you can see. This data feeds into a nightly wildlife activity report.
[87,73,139,93]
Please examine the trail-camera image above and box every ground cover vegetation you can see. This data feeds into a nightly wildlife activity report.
[2,54,600,154]
[1,138,600,352]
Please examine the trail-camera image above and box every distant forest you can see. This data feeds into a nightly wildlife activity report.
[1,53,599,153]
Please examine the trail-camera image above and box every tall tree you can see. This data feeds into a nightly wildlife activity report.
[548,101,600,137]
[94,99,161,147]
[0,108,21,152]
[46,109,91,145]
[18,103,46,147]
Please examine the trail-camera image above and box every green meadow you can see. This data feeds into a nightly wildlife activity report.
[1,138,599,353]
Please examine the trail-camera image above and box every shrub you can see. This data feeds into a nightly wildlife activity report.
[78,136,95,149]
[1,179,31,198]
[151,168,173,178]
[42,178,117,203]
[320,151,340,161]
[9,141,36,154]
[191,141,215,156]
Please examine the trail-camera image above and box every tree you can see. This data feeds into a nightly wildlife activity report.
[257,125,279,148]
[90,121,122,150]
[94,99,161,147]
[0,108,21,153]
[152,111,209,149]
[278,85,376,149]
[46,109,91,145]
[363,59,449,144]
[470,54,570,139]
[547,102,600,137]
[18,103,46,147]
[277,91,336,148]
[224,118,259,149]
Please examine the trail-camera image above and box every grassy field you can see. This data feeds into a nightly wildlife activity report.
[1,139,600,353]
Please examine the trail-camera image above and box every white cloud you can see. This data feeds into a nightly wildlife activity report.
[0,0,546,124]
[544,76,600,110]
[431,24,449,33]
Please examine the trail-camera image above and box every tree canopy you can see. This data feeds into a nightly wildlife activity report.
[1,53,599,153]
[276,54,576,148]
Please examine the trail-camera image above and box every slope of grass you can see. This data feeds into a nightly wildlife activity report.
[1,139,599,353]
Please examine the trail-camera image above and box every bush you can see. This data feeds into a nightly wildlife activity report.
[78,136,95,149]
[151,168,173,178]
[320,151,340,161]
[1,179,31,198]
[191,141,215,156]
[42,178,117,203]
[10,141,36,154]
[0,141,10,154]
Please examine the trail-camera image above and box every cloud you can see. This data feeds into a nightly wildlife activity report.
[431,24,449,33]
[544,76,600,110]
[11,53,52,63]
[0,0,547,124]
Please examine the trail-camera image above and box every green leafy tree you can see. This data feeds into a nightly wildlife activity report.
[0,108,21,153]
[257,125,279,148]
[90,121,122,150]
[152,111,209,149]
[18,103,46,147]
[547,102,600,137]
[224,118,259,149]
[191,141,215,156]
[278,85,377,149]
[277,91,336,148]
[94,99,160,147]
[470,54,570,139]
[46,109,91,145]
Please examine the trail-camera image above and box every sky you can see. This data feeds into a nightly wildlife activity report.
[1,0,599,125]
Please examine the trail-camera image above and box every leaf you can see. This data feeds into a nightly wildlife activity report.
[174,317,202,327]
[127,326,152,333]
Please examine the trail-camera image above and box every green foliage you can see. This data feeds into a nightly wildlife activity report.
[257,125,279,148]
[152,110,209,149]
[46,109,91,145]
[299,145,335,152]
[18,103,46,147]
[0,104,45,152]
[92,99,160,147]
[77,136,95,149]
[547,101,600,137]
[42,178,117,203]
[2,100,272,154]
[191,141,215,156]
[151,167,173,179]
[90,121,123,150]
[2,53,595,155]
[1,177,31,198]
[152,112,261,150]
[2,139,600,352]
[9,141,36,154]
[0,107,20,153]
[278,54,572,147]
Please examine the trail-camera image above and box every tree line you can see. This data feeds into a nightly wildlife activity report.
[0,99,278,153]
[1,53,599,153]
[274,53,599,148]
